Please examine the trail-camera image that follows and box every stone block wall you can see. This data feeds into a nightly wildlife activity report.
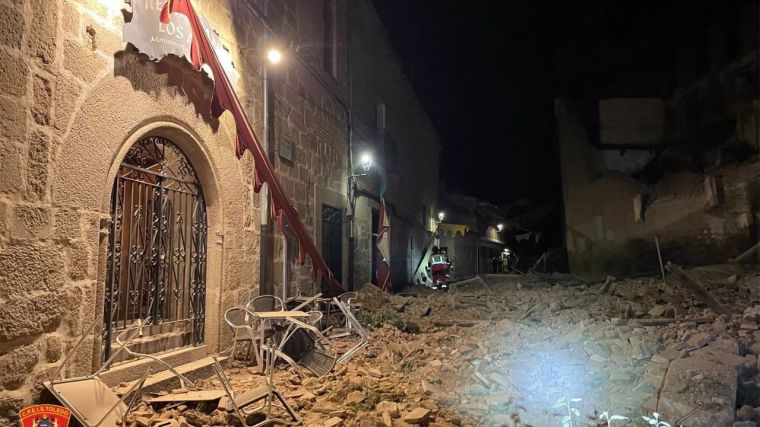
[348,0,441,289]
[0,0,350,421]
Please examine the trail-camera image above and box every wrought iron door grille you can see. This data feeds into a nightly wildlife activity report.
[103,136,207,360]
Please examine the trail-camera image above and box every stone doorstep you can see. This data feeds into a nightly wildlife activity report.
[116,354,227,394]
[110,330,193,364]
[99,345,213,388]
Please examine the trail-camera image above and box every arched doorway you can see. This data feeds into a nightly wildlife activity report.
[102,136,208,361]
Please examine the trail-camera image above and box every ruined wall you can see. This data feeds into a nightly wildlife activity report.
[349,0,441,288]
[557,100,758,277]
[0,0,349,420]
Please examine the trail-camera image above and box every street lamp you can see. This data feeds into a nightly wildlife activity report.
[267,48,282,65]
[438,211,445,222]
[260,45,283,296]
[497,223,504,232]
[347,151,373,291]
[360,153,372,172]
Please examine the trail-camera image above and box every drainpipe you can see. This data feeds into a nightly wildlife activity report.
[346,0,356,291]
[259,59,273,296]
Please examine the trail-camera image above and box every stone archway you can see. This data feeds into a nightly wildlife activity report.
[51,72,256,377]
[102,134,209,362]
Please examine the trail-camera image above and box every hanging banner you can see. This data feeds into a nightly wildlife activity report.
[376,198,392,292]
[124,0,240,88]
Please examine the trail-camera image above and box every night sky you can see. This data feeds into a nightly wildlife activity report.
[373,1,568,205]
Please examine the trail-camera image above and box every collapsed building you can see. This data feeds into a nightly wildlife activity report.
[556,1,759,277]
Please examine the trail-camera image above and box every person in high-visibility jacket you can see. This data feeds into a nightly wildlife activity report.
[428,246,450,290]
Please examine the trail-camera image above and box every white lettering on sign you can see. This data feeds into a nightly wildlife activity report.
[124,0,240,87]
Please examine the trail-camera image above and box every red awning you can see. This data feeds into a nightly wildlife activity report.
[160,0,345,295]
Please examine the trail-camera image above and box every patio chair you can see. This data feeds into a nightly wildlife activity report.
[333,297,371,364]
[43,319,150,426]
[213,350,301,427]
[223,307,263,368]
[337,292,361,329]
[246,295,284,313]
[278,316,337,377]
[111,318,196,389]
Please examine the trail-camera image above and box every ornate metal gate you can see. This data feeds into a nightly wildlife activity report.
[103,136,207,360]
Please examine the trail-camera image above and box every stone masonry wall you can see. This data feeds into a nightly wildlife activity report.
[557,100,757,277]
[0,0,350,421]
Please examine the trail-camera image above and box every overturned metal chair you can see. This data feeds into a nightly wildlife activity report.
[332,297,371,364]
[43,320,150,427]
[111,317,197,389]
[213,348,301,427]
[276,315,337,377]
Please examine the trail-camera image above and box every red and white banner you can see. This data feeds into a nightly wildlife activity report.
[376,198,392,292]
[154,0,345,295]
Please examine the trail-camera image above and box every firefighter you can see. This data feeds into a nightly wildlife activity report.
[500,248,511,273]
[429,246,449,290]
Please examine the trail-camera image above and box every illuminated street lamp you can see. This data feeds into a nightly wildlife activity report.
[267,48,282,65]
[360,152,372,172]
[497,223,504,232]
[438,211,446,222]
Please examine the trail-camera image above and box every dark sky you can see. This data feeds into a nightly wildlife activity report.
[373,1,568,205]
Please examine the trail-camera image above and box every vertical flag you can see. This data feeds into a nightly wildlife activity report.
[376,185,392,292]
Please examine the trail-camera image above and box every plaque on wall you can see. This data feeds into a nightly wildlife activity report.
[278,138,295,163]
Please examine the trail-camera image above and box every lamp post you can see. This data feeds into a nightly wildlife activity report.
[259,47,282,296]
[347,152,372,291]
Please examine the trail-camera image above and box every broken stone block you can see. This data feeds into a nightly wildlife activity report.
[403,408,431,424]
[736,405,755,421]
[649,304,674,317]
[686,332,712,348]
[376,401,400,418]
[324,417,344,427]
[346,391,365,405]
[382,411,393,427]
[659,351,737,427]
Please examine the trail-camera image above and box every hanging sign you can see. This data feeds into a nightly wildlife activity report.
[123,0,240,87]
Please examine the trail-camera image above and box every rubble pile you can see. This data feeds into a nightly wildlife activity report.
[130,264,758,426]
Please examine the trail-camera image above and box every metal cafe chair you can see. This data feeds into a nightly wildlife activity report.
[213,347,301,427]
[276,316,337,377]
[43,319,150,427]
[111,318,196,389]
[223,307,263,368]
[246,295,284,313]
[306,310,323,328]
[332,297,371,364]
[337,291,361,329]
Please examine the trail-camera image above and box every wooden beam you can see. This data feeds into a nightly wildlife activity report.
[665,262,730,315]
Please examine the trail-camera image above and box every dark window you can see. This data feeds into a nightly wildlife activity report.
[321,204,343,294]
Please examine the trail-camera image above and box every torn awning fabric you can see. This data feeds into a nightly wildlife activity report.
[159,0,345,295]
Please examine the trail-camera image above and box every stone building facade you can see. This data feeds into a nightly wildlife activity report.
[348,0,441,289]
[0,0,355,418]
[555,1,759,276]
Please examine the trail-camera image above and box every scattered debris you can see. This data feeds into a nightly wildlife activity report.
[110,264,759,426]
